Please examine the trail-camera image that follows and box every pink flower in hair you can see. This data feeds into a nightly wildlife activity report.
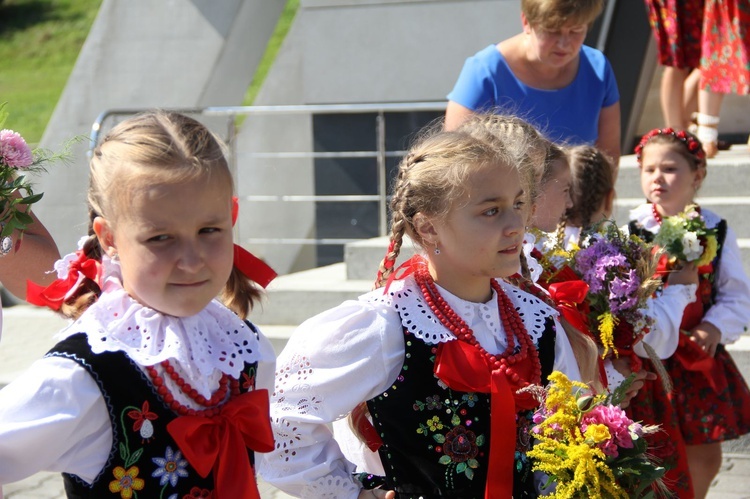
[0,129,33,168]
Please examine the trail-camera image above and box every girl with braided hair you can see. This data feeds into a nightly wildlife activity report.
[626,128,750,498]
[260,119,582,498]
[0,111,277,499]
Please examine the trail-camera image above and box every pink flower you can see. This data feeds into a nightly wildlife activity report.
[581,404,636,457]
[0,129,33,168]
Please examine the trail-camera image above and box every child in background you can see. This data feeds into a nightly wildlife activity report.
[644,0,704,129]
[628,128,750,498]
[260,120,582,498]
[0,111,276,499]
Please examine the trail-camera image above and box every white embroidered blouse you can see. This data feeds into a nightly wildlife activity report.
[258,275,581,499]
[0,263,275,486]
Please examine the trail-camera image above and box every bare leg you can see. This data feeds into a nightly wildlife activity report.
[684,68,702,127]
[661,66,692,128]
[697,89,725,158]
[686,442,722,498]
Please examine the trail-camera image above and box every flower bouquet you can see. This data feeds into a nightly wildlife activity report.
[569,223,661,359]
[653,204,718,268]
[0,103,63,254]
[526,371,665,498]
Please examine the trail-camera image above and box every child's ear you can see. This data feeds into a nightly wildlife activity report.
[693,166,707,191]
[603,188,615,217]
[413,212,439,247]
[92,216,117,258]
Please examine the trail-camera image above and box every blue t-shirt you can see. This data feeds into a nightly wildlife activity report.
[447,44,620,145]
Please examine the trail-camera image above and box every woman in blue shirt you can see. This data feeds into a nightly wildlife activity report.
[446,0,621,166]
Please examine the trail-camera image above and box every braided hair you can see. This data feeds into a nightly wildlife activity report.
[566,145,616,229]
[374,115,542,288]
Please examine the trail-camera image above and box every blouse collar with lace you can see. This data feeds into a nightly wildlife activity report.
[363,274,558,348]
[61,255,263,389]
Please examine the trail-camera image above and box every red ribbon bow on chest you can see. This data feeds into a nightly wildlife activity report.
[167,389,274,499]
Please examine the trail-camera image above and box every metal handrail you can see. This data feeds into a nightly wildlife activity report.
[89,102,447,247]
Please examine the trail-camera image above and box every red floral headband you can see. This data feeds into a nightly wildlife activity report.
[634,127,706,166]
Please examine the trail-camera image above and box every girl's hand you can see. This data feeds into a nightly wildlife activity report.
[666,261,699,286]
[690,321,722,356]
[359,489,396,499]
[610,357,657,408]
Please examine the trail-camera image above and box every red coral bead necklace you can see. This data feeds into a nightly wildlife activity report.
[146,360,240,417]
[651,203,663,224]
[413,266,541,387]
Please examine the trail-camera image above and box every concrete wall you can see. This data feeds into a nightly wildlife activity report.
[300,0,520,103]
[35,0,287,255]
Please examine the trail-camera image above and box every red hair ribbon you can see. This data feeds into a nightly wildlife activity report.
[26,250,103,310]
[383,255,426,293]
[231,196,277,288]
[167,389,274,499]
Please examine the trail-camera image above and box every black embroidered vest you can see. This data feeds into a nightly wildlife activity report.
[366,318,557,499]
[46,331,260,499]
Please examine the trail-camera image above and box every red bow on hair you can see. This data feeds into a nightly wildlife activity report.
[167,389,274,499]
[231,197,277,288]
[26,250,103,310]
[383,255,425,293]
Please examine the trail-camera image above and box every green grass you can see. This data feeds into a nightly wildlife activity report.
[243,0,299,106]
[0,0,103,144]
[0,0,299,144]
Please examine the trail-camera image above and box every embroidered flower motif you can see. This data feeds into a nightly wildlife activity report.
[152,446,189,487]
[427,416,444,431]
[183,486,213,498]
[108,466,145,498]
[127,401,158,440]
[462,393,479,408]
[242,371,255,390]
[441,426,479,463]
[425,395,443,410]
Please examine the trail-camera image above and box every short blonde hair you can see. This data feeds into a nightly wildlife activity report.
[63,110,261,320]
[522,0,604,29]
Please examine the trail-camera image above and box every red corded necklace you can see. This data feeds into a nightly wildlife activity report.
[651,203,663,225]
[146,360,240,417]
[413,266,541,388]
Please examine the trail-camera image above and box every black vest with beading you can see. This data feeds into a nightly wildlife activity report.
[46,331,259,499]
[366,318,557,499]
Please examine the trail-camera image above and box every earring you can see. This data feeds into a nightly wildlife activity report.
[434,244,441,255]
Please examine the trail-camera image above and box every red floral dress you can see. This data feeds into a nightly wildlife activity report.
[700,0,750,94]
[645,0,705,68]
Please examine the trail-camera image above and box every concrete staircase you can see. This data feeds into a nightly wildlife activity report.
[247,148,750,431]
[614,146,750,274]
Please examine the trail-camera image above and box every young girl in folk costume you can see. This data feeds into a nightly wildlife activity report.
[260,122,583,498]
[0,111,277,499]
[628,128,750,498]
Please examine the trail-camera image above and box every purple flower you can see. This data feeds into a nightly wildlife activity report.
[609,269,640,313]
[0,130,33,168]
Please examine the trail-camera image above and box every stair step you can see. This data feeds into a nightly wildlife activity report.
[616,146,750,199]
[345,236,417,280]
[248,263,371,325]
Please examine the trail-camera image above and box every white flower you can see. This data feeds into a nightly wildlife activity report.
[682,232,703,262]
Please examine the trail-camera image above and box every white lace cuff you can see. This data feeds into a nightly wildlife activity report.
[301,475,362,499]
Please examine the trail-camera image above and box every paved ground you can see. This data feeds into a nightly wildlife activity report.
[1,304,749,498]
